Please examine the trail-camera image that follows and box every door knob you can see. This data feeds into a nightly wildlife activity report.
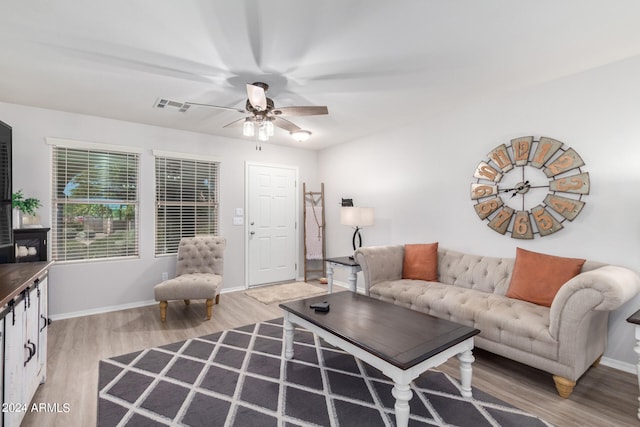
[250,231,256,235]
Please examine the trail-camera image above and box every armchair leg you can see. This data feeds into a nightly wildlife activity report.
[592,355,602,368]
[184,299,190,305]
[159,301,168,322]
[215,294,220,304]
[553,375,576,398]
[206,298,213,320]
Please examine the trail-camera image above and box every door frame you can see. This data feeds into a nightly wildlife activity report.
[244,161,299,288]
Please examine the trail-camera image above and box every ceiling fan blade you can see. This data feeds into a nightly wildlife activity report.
[184,102,246,114]
[271,117,302,133]
[272,106,328,116]
[223,117,249,128]
[246,83,267,111]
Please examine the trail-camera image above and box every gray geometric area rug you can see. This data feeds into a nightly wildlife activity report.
[97,318,554,427]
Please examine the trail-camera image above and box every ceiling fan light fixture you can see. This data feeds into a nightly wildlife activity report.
[266,119,274,137]
[258,123,269,142]
[290,130,311,142]
[242,119,255,137]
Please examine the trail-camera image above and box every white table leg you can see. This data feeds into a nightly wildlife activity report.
[634,332,640,419]
[284,313,294,360]
[457,349,475,398]
[391,382,413,427]
[326,262,334,293]
[347,267,357,292]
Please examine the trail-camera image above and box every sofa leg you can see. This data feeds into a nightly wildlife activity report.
[184,299,190,305]
[553,375,576,398]
[592,355,602,368]
[206,298,213,320]
[159,301,168,322]
[215,294,220,304]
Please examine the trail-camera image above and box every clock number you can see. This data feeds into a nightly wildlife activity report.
[549,172,590,195]
[531,137,562,168]
[474,162,502,182]
[488,144,514,172]
[532,208,553,230]
[474,197,503,220]
[544,148,585,177]
[511,211,533,239]
[470,184,498,199]
[488,207,514,235]
[511,137,533,166]
[544,194,585,221]
[531,205,563,236]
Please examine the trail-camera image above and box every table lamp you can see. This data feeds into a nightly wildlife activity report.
[340,206,374,255]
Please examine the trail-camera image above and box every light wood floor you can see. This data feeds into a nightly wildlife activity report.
[22,284,639,427]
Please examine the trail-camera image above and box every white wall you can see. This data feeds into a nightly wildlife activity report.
[0,101,319,317]
[318,55,640,367]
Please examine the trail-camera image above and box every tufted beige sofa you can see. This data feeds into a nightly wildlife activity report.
[355,245,640,398]
[154,236,226,322]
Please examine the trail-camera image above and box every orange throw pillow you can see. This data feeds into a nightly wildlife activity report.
[506,247,585,307]
[402,243,438,281]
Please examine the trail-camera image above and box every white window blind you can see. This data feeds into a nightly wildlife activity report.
[51,146,139,262]
[155,155,219,255]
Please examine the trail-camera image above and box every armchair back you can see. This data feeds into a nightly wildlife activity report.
[176,236,226,276]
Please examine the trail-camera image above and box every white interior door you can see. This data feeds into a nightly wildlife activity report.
[246,163,297,287]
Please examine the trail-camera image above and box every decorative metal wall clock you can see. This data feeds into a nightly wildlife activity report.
[470,136,589,239]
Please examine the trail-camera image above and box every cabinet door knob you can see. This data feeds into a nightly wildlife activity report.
[40,314,48,332]
[24,340,36,366]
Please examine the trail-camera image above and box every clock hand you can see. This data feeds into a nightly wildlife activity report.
[499,181,530,193]
[508,182,550,198]
[511,181,531,198]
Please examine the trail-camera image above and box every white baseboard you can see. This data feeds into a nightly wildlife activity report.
[601,356,635,374]
[48,286,246,321]
[220,285,246,293]
[331,280,365,293]
[49,299,157,321]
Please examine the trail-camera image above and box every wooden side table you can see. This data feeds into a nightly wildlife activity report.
[325,256,361,293]
[626,309,640,420]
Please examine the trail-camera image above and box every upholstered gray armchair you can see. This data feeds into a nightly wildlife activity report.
[154,236,226,322]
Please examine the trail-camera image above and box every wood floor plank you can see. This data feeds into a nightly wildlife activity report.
[21,285,639,427]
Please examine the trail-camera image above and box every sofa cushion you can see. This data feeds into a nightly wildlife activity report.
[370,280,556,360]
[402,243,438,281]
[437,248,514,295]
[506,247,585,307]
[154,273,222,301]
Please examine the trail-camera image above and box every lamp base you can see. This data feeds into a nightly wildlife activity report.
[352,227,362,252]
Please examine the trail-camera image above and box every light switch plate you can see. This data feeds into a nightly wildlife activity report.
[233,216,244,226]
[235,208,244,216]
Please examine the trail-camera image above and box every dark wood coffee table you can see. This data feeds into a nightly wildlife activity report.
[280,292,480,427]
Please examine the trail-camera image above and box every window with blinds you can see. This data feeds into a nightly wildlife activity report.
[51,146,139,262]
[155,155,219,255]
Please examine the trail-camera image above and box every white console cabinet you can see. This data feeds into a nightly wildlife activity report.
[0,262,51,427]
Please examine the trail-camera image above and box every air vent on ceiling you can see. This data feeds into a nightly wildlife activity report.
[153,98,190,113]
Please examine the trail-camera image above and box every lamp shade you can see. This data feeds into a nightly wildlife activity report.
[340,207,374,227]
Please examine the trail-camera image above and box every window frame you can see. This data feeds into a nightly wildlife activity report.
[47,138,142,264]
[153,150,221,257]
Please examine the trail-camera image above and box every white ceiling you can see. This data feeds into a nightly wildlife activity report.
[1,1,640,150]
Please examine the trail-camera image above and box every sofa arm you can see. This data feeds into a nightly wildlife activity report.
[355,245,404,295]
[549,265,640,338]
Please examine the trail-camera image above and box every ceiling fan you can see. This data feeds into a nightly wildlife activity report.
[158,82,328,143]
